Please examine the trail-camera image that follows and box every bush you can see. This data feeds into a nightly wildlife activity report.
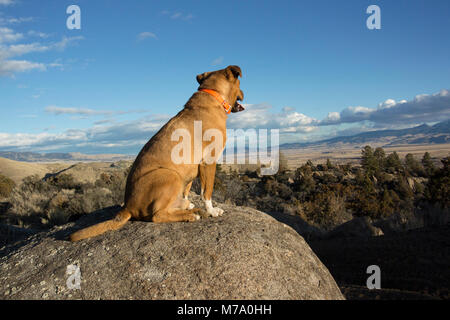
[422,152,435,177]
[0,174,15,198]
[425,157,450,208]
[404,153,425,177]
[385,151,402,173]
[7,169,128,228]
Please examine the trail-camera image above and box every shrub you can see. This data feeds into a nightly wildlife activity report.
[374,147,386,170]
[404,153,425,177]
[361,145,378,176]
[425,157,450,208]
[7,169,128,228]
[422,152,435,177]
[385,151,402,173]
[0,174,15,198]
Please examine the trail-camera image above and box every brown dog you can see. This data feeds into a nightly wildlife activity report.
[69,65,244,241]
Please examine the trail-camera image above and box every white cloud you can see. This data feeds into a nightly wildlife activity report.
[161,10,194,21]
[0,59,45,75]
[1,42,49,58]
[0,130,88,149]
[0,115,169,153]
[228,103,319,133]
[45,106,110,116]
[45,106,150,117]
[48,60,64,70]
[51,36,84,51]
[322,111,340,124]
[0,28,84,76]
[0,27,23,43]
[137,32,157,41]
[211,56,223,66]
[377,98,397,109]
[27,30,50,38]
[0,0,15,6]
[319,89,450,126]
[0,16,33,25]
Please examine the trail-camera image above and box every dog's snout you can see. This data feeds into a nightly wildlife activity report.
[237,89,244,101]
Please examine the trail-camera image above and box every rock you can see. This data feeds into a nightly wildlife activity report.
[0,200,344,300]
[0,224,36,248]
[264,211,324,241]
[324,216,384,239]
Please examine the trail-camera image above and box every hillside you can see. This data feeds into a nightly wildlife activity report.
[0,151,134,163]
[0,156,133,185]
[282,119,450,149]
[0,157,69,185]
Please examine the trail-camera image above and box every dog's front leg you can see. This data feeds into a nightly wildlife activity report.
[183,181,195,209]
[199,163,223,217]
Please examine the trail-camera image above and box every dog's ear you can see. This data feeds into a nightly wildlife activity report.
[226,65,242,79]
[196,71,211,84]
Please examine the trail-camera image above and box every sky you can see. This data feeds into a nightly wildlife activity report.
[0,0,449,154]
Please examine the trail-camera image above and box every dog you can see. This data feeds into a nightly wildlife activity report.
[69,65,244,241]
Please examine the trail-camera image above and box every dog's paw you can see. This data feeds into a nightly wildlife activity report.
[208,207,224,217]
[204,200,224,218]
[194,214,201,221]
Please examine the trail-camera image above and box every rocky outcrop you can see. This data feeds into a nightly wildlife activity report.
[0,200,344,300]
[324,216,384,239]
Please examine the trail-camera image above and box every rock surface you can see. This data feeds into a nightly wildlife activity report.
[0,200,344,300]
[324,216,384,239]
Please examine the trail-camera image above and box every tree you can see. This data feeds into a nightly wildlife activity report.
[385,151,402,173]
[373,147,386,171]
[326,158,334,170]
[379,187,394,217]
[425,157,450,208]
[421,152,435,176]
[404,153,424,177]
[361,146,378,176]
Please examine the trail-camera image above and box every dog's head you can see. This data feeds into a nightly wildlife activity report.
[197,65,245,113]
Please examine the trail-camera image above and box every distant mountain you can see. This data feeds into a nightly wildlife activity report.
[281,119,450,149]
[0,151,134,163]
[2,120,449,160]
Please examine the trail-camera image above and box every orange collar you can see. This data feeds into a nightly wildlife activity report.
[198,89,232,114]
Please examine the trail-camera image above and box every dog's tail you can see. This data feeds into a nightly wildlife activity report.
[69,208,132,242]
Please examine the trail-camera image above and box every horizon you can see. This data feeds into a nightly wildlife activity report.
[1,0,450,154]
[0,119,448,157]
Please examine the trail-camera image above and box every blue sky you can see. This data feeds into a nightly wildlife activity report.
[0,0,449,154]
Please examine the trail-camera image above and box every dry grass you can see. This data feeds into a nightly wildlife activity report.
[282,143,450,169]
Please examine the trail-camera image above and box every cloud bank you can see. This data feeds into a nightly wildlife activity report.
[320,89,450,126]
[1,88,449,153]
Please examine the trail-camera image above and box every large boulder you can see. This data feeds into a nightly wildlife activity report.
[0,201,344,300]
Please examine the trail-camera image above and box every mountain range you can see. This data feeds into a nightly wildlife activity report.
[281,119,450,149]
[0,120,449,162]
[0,151,134,163]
